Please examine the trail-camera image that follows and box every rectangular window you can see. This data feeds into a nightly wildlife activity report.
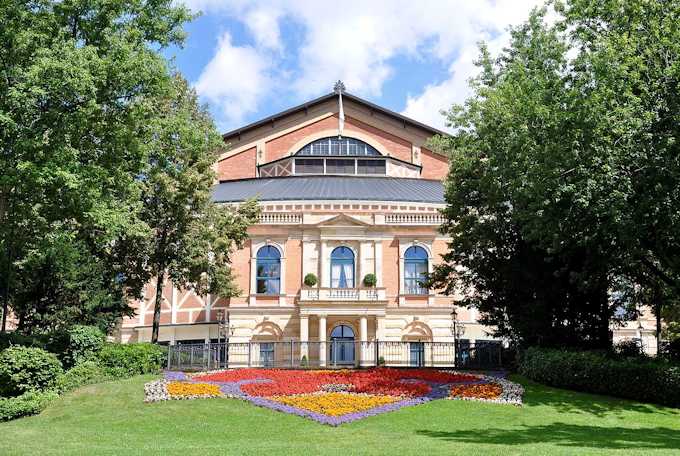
[256,262,280,294]
[405,261,428,294]
[260,343,275,367]
[357,159,386,175]
[295,159,324,174]
[325,159,355,174]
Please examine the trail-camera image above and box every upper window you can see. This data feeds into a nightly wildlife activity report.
[404,246,428,295]
[297,137,381,156]
[331,246,355,288]
[256,246,281,295]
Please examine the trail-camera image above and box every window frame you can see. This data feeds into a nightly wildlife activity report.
[404,246,429,295]
[330,246,355,289]
[255,246,281,295]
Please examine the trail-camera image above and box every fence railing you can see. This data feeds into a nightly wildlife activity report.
[166,341,502,371]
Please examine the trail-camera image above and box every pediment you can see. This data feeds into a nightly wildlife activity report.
[314,213,371,227]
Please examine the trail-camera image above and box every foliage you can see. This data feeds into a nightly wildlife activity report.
[0,332,46,351]
[0,346,63,397]
[612,340,646,360]
[519,347,680,408]
[0,390,58,422]
[303,273,318,287]
[47,325,105,368]
[97,343,166,376]
[660,339,680,363]
[300,355,308,367]
[430,1,680,348]
[54,361,112,394]
[0,0,194,334]
[122,75,259,342]
[362,274,377,287]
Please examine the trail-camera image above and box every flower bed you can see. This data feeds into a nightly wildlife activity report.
[144,368,523,424]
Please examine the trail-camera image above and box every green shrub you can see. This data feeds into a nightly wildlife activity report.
[378,356,386,366]
[363,273,377,287]
[55,361,112,393]
[0,332,46,351]
[97,343,166,376]
[0,346,63,397]
[47,325,106,368]
[519,347,680,408]
[0,390,59,422]
[613,339,646,359]
[303,273,318,287]
[300,355,308,367]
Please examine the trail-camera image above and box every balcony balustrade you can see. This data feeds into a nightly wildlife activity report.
[300,287,386,302]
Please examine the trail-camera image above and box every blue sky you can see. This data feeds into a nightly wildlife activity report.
[167,1,541,133]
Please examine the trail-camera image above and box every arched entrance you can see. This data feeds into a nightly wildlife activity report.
[330,324,355,365]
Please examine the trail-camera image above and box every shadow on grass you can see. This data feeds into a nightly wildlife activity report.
[518,377,679,417]
[417,423,680,450]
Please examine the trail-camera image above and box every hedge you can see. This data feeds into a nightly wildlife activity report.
[0,346,63,397]
[97,343,166,376]
[0,390,59,422]
[519,347,680,408]
[47,325,105,368]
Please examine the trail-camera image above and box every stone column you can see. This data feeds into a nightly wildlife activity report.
[359,316,368,366]
[300,315,309,362]
[320,240,330,288]
[374,241,383,287]
[318,315,327,367]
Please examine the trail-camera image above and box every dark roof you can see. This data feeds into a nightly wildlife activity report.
[212,176,445,204]
[222,92,449,141]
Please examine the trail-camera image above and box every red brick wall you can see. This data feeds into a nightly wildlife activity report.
[265,115,413,163]
[420,147,449,180]
[383,239,400,305]
[285,239,302,297]
[231,241,251,296]
[217,147,257,181]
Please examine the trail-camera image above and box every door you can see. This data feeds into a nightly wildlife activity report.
[410,342,425,367]
[260,342,275,367]
[330,325,355,365]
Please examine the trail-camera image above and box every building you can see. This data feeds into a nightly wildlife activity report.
[117,85,658,364]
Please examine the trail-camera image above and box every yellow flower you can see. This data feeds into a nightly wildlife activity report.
[167,382,222,397]
[271,392,398,416]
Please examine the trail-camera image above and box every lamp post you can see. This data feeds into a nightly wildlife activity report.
[216,310,235,367]
[450,307,466,368]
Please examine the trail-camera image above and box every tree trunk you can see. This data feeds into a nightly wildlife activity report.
[151,270,165,344]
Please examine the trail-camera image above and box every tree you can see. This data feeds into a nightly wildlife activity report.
[129,75,259,343]
[0,0,193,333]
[431,1,680,349]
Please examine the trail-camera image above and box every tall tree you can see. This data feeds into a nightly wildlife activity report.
[129,75,259,343]
[431,1,680,348]
[0,0,193,333]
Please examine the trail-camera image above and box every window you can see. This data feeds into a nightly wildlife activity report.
[260,342,275,367]
[256,246,281,294]
[295,158,324,174]
[325,159,355,174]
[404,246,428,294]
[357,159,386,175]
[331,246,355,288]
[297,137,381,156]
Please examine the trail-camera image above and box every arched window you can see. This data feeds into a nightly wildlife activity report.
[331,325,355,339]
[331,246,355,288]
[296,137,381,156]
[256,246,281,294]
[404,246,428,295]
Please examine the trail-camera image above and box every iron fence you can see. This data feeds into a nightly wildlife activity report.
[166,340,502,371]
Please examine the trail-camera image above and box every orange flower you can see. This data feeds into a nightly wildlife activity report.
[450,383,502,399]
[167,382,222,397]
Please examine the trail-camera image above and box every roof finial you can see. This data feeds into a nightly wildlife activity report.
[333,80,346,94]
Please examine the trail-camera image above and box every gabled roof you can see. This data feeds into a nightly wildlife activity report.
[222,91,449,141]
[212,175,445,204]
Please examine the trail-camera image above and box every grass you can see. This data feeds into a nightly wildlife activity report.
[1,375,680,455]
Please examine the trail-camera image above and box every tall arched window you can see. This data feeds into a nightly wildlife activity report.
[404,246,428,295]
[256,246,281,294]
[331,246,355,288]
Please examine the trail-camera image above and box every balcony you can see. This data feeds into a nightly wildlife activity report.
[384,213,444,225]
[299,287,387,302]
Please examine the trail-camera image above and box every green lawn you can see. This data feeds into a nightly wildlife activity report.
[1,375,680,456]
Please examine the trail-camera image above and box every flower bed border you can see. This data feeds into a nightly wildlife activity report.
[144,368,523,425]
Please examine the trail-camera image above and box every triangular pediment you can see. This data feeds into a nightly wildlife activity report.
[314,213,371,227]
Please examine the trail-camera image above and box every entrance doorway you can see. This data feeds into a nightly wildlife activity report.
[409,342,425,367]
[329,324,355,365]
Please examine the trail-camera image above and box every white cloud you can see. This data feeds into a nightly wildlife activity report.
[194,32,272,130]
[184,0,544,130]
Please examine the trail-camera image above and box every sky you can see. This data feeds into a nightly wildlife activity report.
[168,0,543,133]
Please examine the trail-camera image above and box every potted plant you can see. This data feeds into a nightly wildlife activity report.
[303,273,318,287]
[300,355,308,367]
[363,273,377,288]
